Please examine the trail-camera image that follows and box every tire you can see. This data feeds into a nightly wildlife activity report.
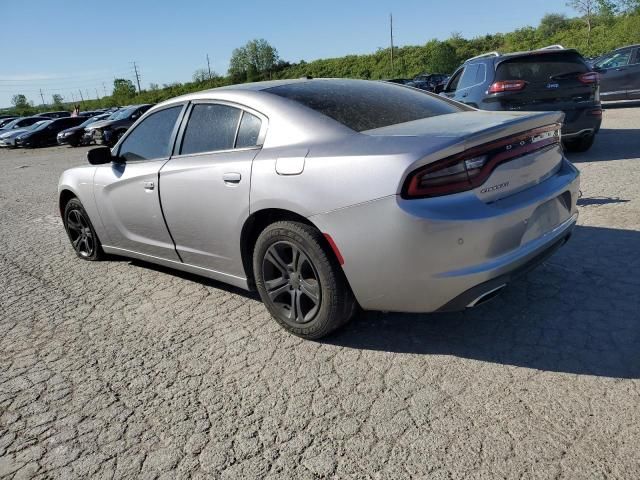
[253,221,356,340]
[564,134,595,153]
[63,198,104,261]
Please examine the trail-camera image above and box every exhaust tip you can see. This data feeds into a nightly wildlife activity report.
[466,284,507,308]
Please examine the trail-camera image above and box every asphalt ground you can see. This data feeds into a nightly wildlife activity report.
[1,104,639,479]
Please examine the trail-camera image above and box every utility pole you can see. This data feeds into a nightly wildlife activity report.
[207,54,212,80]
[39,89,45,106]
[78,89,84,106]
[389,13,394,76]
[95,88,100,100]
[133,61,142,93]
[103,82,107,96]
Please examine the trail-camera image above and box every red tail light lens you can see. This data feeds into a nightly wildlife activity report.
[488,80,527,94]
[402,124,562,199]
[578,72,599,84]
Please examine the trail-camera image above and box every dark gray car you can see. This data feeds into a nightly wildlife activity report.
[591,44,640,101]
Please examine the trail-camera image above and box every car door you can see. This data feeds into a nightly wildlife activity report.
[625,48,640,99]
[93,103,186,260]
[594,48,633,100]
[159,101,266,277]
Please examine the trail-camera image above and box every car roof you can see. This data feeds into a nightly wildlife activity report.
[612,44,640,51]
[465,47,582,65]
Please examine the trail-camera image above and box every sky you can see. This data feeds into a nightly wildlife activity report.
[0,0,575,108]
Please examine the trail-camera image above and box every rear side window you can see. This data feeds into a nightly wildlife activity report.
[119,106,182,161]
[497,53,589,82]
[235,112,262,148]
[266,80,465,132]
[181,104,241,154]
[458,64,485,90]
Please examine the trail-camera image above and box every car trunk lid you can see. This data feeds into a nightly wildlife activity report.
[364,110,564,202]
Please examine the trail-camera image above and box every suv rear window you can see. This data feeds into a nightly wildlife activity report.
[496,52,589,83]
[266,80,465,132]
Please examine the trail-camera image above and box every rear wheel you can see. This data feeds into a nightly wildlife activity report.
[253,221,356,339]
[63,198,104,261]
[564,134,595,153]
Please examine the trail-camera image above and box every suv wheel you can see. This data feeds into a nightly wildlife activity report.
[253,221,356,339]
[564,134,595,153]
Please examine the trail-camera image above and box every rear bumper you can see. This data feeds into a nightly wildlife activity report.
[562,107,602,137]
[310,158,580,313]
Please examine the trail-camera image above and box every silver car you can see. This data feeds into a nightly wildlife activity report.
[58,79,579,339]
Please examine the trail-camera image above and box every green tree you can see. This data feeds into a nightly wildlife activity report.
[229,39,279,81]
[539,13,570,36]
[51,94,64,108]
[112,78,136,99]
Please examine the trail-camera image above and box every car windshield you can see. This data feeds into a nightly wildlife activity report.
[33,120,53,131]
[28,121,49,131]
[266,80,465,132]
[1,118,24,129]
[80,116,105,127]
[111,107,136,120]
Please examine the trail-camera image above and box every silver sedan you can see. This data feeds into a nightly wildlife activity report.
[58,79,579,339]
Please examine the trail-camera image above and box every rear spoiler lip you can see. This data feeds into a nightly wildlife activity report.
[399,110,565,176]
[494,48,584,66]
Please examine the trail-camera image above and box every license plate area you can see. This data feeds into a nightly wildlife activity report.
[521,192,572,245]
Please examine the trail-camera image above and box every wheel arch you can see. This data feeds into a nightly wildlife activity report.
[240,208,342,289]
[58,188,77,217]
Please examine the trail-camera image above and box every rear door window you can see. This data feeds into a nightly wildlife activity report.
[180,104,242,155]
[235,112,262,148]
[458,64,480,90]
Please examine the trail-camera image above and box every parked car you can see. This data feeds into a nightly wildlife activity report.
[0,117,18,128]
[590,44,640,101]
[38,111,71,118]
[386,78,413,85]
[0,114,16,120]
[409,73,449,93]
[441,46,602,152]
[57,114,111,147]
[14,116,86,148]
[83,104,153,147]
[0,120,52,147]
[0,116,50,135]
[59,79,579,339]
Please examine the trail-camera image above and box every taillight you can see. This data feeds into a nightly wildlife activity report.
[588,108,603,117]
[578,72,599,84]
[488,80,527,94]
[402,124,561,199]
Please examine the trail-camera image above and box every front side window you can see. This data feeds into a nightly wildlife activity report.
[446,69,464,92]
[118,106,182,161]
[180,104,242,155]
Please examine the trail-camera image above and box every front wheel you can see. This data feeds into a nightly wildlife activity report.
[564,134,595,153]
[253,221,356,340]
[63,198,104,261]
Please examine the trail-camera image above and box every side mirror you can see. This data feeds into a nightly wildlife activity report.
[87,146,113,165]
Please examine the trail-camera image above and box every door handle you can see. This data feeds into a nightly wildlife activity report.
[144,181,155,190]
[222,172,241,184]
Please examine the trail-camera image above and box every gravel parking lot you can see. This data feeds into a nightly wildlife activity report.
[1,105,639,479]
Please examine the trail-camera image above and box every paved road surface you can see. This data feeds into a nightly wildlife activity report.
[1,106,639,479]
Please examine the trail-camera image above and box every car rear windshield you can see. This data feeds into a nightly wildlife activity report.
[265,80,465,132]
[496,52,589,83]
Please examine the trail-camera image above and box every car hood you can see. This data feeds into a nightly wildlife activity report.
[0,128,29,139]
[59,125,84,135]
